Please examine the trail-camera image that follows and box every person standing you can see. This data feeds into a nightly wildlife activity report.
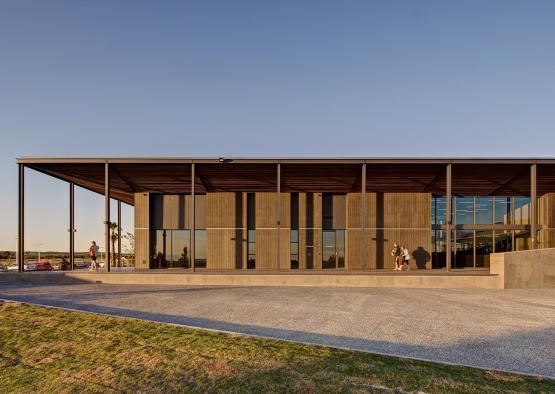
[401,245,410,271]
[89,241,99,271]
[391,242,401,270]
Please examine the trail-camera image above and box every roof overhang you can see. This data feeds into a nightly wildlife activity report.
[17,157,555,205]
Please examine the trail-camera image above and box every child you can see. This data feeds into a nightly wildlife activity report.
[401,246,410,271]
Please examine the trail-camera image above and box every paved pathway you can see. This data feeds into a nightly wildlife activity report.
[1,281,554,378]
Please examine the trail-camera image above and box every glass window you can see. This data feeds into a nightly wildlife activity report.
[475,197,493,224]
[432,196,451,225]
[514,197,530,225]
[322,193,334,230]
[494,197,512,224]
[172,230,190,268]
[290,230,299,269]
[151,230,167,269]
[432,229,446,268]
[515,229,531,251]
[475,230,493,267]
[291,229,299,243]
[194,230,207,268]
[454,230,474,268]
[336,230,345,269]
[247,229,256,269]
[494,230,512,253]
[455,197,474,225]
[322,231,336,269]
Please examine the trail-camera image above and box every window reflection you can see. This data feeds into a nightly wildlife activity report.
[494,230,512,253]
[454,230,473,268]
[514,197,530,225]
[475,197,493,224]
[150,230,190,269]
[456,197,474,225]
[475,230,493,267]
[495,197,512,224]
[195,230,207,268]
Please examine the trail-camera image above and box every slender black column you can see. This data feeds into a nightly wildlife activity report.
[69,182,75,270]
[191,163,196,272]
[445,163,452,271]
[104,162,111,272]
[118,200,122,267]
[18,164,25,272]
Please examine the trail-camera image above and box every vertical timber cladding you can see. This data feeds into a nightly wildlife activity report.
[206,192,243,269]
[377,193,432,269]
[539,193,555,248]
[134,192,150,269]
[346,192,432,270]
[255,192,291,270]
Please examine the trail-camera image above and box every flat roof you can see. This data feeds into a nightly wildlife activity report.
[17,157,555,205]
[16,156,555,164]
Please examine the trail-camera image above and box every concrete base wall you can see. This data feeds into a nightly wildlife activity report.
[490,248,555,289]
[0,271,501,289]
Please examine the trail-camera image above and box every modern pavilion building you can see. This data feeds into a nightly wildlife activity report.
[15,157,555,273]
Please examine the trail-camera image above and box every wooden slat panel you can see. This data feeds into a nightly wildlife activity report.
[207,229,236,269]
[162,195,179,229]
[279,228,291,270]
[256,229,276,270]
[346,229,361,270]
[134,192,150,269]
[184,194,207,229]
[374,229,432,269]
[332,194,346,229]
[207,192,237,228]
[383,193,431,228]
[280,193,291,228]
[256,192,277,228]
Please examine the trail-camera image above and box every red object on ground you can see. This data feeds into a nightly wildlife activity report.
[35,261,53,271]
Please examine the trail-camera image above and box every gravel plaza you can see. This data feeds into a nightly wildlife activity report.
[1,281,554,378]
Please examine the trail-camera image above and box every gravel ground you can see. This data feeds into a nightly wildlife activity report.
[1,282,554,378]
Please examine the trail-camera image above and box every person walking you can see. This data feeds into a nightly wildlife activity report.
[401,245,410,271]
[89,241,99,271]
[391,242,401,270]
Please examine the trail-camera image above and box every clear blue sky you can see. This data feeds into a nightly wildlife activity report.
[1,0,554,251]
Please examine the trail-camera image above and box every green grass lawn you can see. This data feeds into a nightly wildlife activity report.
[0,301,553,393]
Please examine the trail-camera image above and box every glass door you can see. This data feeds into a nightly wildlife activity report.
[322,230,345,269]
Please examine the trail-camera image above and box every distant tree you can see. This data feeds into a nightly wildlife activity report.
[110,222,119,267]
[122,232,135,265]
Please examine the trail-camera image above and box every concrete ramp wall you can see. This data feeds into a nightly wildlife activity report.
[490,248,555,289]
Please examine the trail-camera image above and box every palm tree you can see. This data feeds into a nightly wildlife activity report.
[109,222,119,268]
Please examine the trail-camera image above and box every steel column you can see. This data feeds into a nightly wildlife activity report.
[104,162,111,272]
[361,163,367,270]
[69,182,75,270]
[531,163,537,249]
[18,164,25,272]
[117,200,122,267]
[445,163,452,271]
[276,163,281,271]
[191,163,196,272]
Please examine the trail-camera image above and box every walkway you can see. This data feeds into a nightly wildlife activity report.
[1,281,554,378]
